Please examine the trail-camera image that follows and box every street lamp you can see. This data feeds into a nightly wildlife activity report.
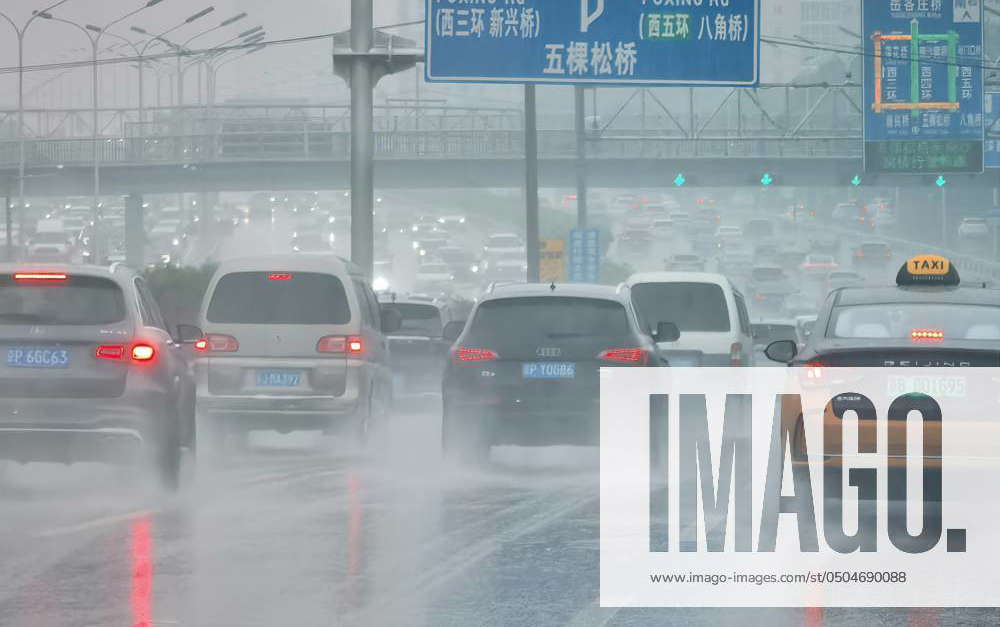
[206,43,267,106]
[35,0,166,262]
[132,6,215,127]
[0,0,78,255]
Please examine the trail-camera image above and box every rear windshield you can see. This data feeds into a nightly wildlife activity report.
[467,297,630,347]
[829,304,1000,340]
[631,283,731,333]
[207,272,351,324]
[383,303,442,337]
[0,275,126,325]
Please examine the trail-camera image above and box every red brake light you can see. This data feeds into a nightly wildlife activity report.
[205,334,239,352]
[14,272,67,281]
[131,344,155,362]
[598,348,647,364]
[911,328,944,343]
[317,335,364,356]
[193,338,208,352]
[805,360,825,380]
[96,344,126,360]
[268,272,292,280]
[453,347,499,362]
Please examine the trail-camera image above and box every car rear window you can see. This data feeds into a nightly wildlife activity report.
[383,303,442,337]
[631,282,731,333]
[752,324,797,345]
[752,268,785,281]
[467,297,630,347]
[207,271,351,324]
[0,275,126,325]
[829,304,1000,340]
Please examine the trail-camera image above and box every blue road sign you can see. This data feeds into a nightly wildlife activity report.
[862,0,984,174]
[569,228,601,283]
[425,0,760,86]
[986,91,1000,168]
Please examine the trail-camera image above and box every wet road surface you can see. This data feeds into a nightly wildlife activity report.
[1,403,998,627]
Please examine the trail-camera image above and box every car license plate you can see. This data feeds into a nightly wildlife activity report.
[886,375,967,399]
[522,362,576,380]
[256,370,302,387]
[6,347,70,368]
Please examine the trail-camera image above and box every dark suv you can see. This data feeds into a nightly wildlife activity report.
[441,283,662,462]
[0,265,196,489]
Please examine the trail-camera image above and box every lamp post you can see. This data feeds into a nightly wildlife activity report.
[0,0,77,254]
[35,0,165,262]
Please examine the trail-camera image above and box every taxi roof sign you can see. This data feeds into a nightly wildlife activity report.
[897,255,960,286]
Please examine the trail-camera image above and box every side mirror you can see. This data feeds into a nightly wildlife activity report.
[442,320,465,343]
[764,339,798,364]
[654,322,680,343]
[380,307,402,334]
[176,324,203,344]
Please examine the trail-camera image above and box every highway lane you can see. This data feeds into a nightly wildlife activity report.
[2,404,999,626]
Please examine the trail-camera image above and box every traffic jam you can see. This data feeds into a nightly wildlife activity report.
[3,185,1000,623]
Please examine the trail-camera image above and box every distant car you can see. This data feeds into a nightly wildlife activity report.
[809,232,840,255]
[0,265,195,490]
[618,229,653,257]
[484,258,527,282]
[651,218,673,239]
[414,260,455,291]
[25,231,73,263]
[668,211,691,228]
[612,194,641,214]
[745,265,795,313]
[436,245,479,282]
[714,225,743,245]
[437,215,467,230]
[291,232,331,253]
[824,270,864,292]
[414,232,451,258]
[753,243,780,265]
[852,241,893,270]
[665,253,704,272]
[717,241,753,275]
[799,254,839,278]
[379,295,456,400]
[782,293,818,319]
[483,233,525,259]
[958,217,990,240]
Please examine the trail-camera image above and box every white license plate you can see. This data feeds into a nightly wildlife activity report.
[522,362,576,379]
[886,375,967,399]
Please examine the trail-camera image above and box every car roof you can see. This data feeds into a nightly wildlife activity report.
[753,319,796,327]
[212,253,360,277]
[483,282,625,302]
[627,272,730,288]
[834,285,1000,307]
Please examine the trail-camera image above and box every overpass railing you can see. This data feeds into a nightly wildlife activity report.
[0,130,863,168]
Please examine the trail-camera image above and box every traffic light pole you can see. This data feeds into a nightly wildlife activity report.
[525,85,540,283]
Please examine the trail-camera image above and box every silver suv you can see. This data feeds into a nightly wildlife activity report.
[0,264,195,489]
[195,255,399,452]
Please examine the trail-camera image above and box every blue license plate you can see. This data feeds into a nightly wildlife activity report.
[6,347,70,369]
[522,362,576,380]
[256,370,302,387]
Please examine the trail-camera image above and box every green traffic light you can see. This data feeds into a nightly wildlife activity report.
[673,173,686,187]
[935,175,947,188]
[851,175,862,187]
[761,173,774,186]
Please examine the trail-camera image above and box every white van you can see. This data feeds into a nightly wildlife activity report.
[195,254,399,451]
[625,272,753,366]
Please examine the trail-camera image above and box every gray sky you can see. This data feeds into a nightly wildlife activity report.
[0,1,427,108]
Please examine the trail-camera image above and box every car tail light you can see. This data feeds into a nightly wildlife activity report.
[193,338,208,352]
[598,348,648,364]
[317,335,365,356]
[14,272,67,281]
[204,334,239,352]
[268,272,292,280]
[131,344,155,362]
[911,328,944,343]
[453,347,499,363]
[96,344,126,360]
[730,342,744,366]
